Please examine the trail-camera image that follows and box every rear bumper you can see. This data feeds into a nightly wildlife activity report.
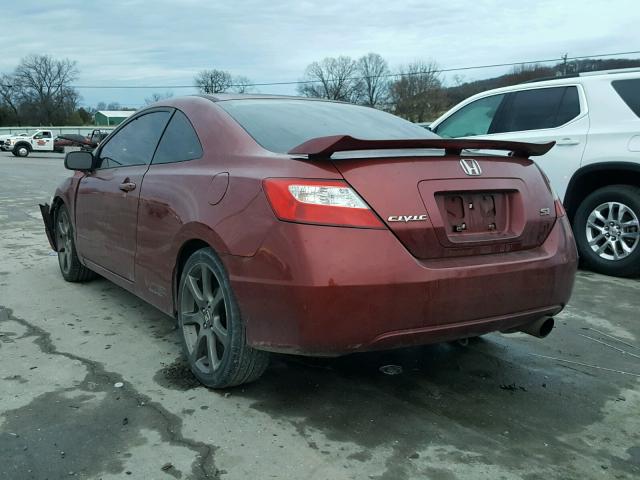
[226,217,578,356]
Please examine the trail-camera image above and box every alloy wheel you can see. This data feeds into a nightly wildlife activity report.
[56,210,73,274]
[180,263,229,375]
[586,201,640,261]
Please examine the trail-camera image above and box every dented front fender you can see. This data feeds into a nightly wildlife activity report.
[39,203,56,251]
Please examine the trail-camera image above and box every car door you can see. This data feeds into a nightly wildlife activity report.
[75,109,172,281]
[32,131,53,151]
[434,86,589,200]
[132,109,207,312]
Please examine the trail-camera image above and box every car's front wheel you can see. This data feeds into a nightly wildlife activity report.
[55,205,96,282]
[573,185,640,277]
[178,247,269,388]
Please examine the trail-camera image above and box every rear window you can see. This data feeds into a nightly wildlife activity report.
[612,79,640,117]
[217,99,437,153]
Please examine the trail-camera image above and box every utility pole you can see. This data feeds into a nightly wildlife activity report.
[561,53,568,75]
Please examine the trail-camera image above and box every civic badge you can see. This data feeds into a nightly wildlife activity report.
[460,159,482,176]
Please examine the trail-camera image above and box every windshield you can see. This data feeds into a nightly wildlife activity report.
[217,98,439,153]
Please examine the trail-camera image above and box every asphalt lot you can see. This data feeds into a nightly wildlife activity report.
[0,151,638,480]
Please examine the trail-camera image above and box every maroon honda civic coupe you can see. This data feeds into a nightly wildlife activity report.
[40,95,577,388]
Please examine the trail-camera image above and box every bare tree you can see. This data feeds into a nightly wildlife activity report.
[389,61,447,122]
[232,75,253,94]
[297,56,361,102]
[194,69,233,94]
[13,54,79,124]
[356,53,390,108]
[145,91,174,105]
[0,73,21,124]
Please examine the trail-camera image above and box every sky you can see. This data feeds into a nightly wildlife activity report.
[1,0,638,109]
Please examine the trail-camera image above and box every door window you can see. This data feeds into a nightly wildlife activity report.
[98,111,171,168]
[152,110,203,164]
[434,94,506,138]
[491,86,580,133]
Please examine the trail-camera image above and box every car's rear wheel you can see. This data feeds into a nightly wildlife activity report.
[573,185,640,277]
[55,205,96,282]
[178,247,269,388]
[14,145,30,157]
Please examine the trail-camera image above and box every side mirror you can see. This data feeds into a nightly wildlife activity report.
[64,150,95,171]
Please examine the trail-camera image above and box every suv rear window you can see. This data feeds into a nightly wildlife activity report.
[612,79,640,117]
[218,99,436,153]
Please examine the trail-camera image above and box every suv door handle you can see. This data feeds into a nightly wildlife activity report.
[556,138,580,146]
[119,181,137,192]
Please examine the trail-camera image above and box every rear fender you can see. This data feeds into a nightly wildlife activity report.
[169,222,232,314]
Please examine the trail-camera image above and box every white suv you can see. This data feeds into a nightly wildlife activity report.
[430,68,640,277]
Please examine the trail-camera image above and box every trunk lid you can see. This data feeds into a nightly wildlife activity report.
[333,153,556,258]
[289,136,557,259]
[333,154,555,259]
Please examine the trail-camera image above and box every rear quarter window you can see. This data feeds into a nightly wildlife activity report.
[152,110,203,164]
[612,79,640,117]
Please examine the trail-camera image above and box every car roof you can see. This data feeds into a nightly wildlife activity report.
[199,93,346,104]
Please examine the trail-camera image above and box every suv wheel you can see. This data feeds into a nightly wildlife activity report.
[573,185,640,277]
[178,247,269,388]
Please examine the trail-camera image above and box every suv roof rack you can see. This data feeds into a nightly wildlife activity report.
[521,66,640,84]
[522,73,578,84]
[579,67,640,76]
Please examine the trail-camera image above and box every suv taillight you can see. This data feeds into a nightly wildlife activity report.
[263,178,383,228]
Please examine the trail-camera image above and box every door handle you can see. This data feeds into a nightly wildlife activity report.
[119,181,136,192]
[556,138,580,146]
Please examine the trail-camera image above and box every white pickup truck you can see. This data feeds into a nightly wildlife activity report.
[3,130,56,157]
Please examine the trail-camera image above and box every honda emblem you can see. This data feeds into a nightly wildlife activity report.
[460,159,482,176]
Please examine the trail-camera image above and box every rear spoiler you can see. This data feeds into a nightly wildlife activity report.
[288,135,555,159]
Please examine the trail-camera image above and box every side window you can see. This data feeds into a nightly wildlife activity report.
[492,86,580,133]
[98,111,171,168]
[612,79,640,117]
[434,94,506,138]
[152,110,203,164]
[42,131,52,138]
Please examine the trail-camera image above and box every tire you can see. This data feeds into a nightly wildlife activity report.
[14,145,30,157]
[54,204,96,282]
[177,247,269,388]
[573,185,640,277]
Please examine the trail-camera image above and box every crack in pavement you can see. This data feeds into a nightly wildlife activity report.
[0,306,220,480]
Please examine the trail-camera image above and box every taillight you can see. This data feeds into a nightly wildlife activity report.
[263,178,384,228]
[555,198,566,217]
